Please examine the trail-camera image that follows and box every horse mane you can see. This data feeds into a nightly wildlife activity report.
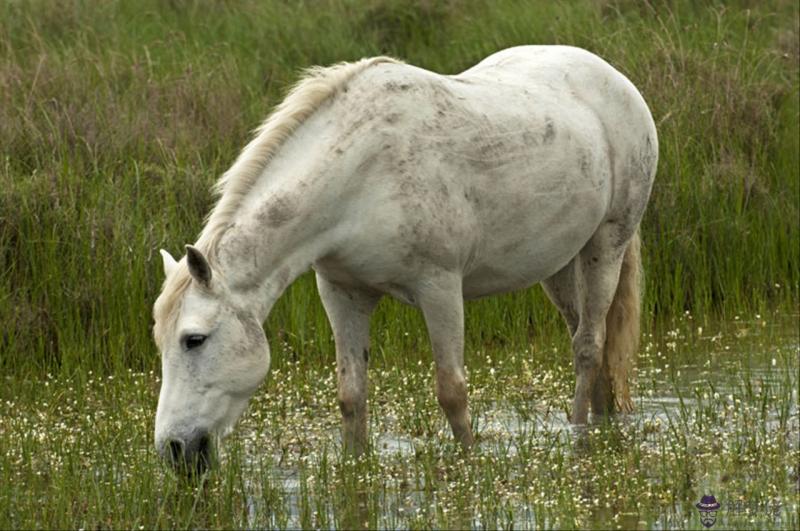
[196,55,400,256]
[153,56,400,346]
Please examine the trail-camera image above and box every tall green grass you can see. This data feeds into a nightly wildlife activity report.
[1,0,797,375]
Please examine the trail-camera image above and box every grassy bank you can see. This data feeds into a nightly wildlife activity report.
[0,0,797,375]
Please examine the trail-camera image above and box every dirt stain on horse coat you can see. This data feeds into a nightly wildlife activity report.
[259,195,298,228]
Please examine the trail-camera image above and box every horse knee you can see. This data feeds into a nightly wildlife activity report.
[572,330,604,373]
[435,369,468,414]
[338,389,365,419]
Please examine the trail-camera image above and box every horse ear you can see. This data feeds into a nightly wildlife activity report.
[160,249,178,277]
[185,244,212,286]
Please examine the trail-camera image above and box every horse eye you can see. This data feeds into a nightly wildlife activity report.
[183,334,207,350]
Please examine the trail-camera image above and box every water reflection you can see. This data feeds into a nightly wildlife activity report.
[233,318,797,529]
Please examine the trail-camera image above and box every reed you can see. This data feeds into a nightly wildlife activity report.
[1,0,796,375]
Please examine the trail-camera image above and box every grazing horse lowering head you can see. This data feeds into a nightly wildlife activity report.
[149,47,657,472]
[153,245,269,476]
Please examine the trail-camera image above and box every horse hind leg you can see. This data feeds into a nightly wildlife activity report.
[541,258,579,337]
[543,258,614,420]
[570,225,640,424]
[316,273,380,455]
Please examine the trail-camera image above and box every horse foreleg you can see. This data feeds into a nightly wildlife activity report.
[417,272,474,449]
[316,273,379,455]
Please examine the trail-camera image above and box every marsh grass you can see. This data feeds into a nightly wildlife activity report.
[0,312,796,529]
[0,1,798,528]
[0,0,797,374]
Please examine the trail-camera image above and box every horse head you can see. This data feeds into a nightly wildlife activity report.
[153,245,269,476]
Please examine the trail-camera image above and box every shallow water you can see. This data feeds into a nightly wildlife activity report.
[231,314,799,530]
[2,313,794,529]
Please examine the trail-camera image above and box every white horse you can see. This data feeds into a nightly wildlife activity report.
[153,45,657,473]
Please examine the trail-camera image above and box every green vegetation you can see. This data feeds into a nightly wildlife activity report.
[1,0,797,374]
[0,0,797,529]
[1,312,797,529]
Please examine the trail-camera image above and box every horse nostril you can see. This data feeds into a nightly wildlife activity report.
[195,434,212,472]
[168,440,184,463]
[198,434,210,456]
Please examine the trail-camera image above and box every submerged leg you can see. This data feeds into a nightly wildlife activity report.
[416,272,474,448]
[544,258,614,418]
[571,227,628,425]
[316,274,379,455]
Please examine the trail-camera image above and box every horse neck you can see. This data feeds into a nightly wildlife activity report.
[211,114,345,320]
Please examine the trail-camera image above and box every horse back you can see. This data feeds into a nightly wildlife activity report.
[318,47,656,295]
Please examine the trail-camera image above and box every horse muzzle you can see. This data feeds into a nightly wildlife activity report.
[158,430,214,477]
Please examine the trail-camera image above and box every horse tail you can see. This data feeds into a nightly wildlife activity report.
[603,229,641,413]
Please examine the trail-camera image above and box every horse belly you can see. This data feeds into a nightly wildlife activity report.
[462,184,606,299]
[440,95,611,299]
